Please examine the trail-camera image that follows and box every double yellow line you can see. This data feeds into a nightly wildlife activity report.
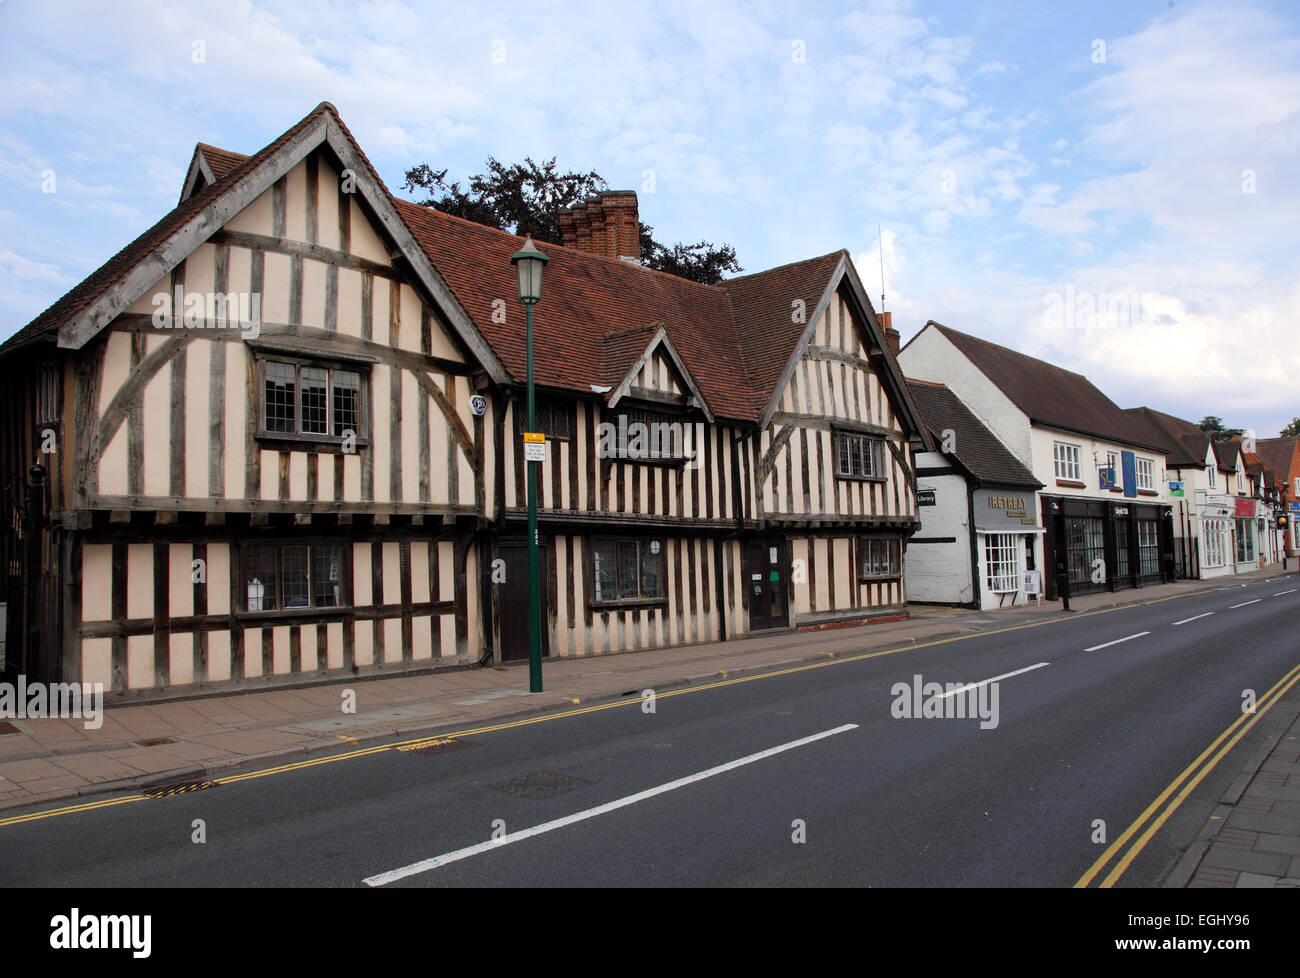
[1075,659,1300,887]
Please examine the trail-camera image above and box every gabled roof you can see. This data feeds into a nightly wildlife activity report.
[4,104,930,439]
[906,379,1041,489]
[2,102,510,383]
[604,324,715,422]
[1255,437,1299,484]
[1,105,334,357]
[1125,407,1206,467]
[924,322,1169,454]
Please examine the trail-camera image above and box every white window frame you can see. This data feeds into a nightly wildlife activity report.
[1207,464,1216,488]
[1204,519,1226,568]
[1136,457,1154,491]
[984,533,1020,593]
[1054,441,1081,482]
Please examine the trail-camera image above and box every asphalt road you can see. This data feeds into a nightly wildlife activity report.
[4,576,1299,887]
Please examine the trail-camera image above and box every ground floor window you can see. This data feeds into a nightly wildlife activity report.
[1066,517,1105,585]
[243,542,342,611]
[984,534,1020,592]
[1137,520,1160,576]
[592,538,665,602]
[1235,518,1255,563]
[1114,521,1130,579]
[857,537,900,580]
[1204,519,1227,568]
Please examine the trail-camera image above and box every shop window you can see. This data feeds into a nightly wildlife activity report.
[1235,518,1255,563]
[1066,517,1105,584]
[1137,520,1160,575]
[984,534,1019,592]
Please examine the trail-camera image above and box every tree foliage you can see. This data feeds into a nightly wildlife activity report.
[1198,416,1245,441]
[1281,417,1300,438]
[402,156,742,285]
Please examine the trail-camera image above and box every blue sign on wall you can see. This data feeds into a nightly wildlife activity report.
[1290,501,1300,512]
[1121,451,1137,498]
[1099,466,1116,490]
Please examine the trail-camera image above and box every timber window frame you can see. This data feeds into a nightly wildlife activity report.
[1053,441,1081,482]
[836,430,887,481]
[590,537,668,607]
[984,533,1020,593]
[1135,457,1155,492]
[856,536,901,581]
[532,397,572,441]
[254,353,371,447]
[241,541,345,614]
[609,406,690,463]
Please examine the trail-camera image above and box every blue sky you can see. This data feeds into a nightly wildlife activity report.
[2,0,1298,436]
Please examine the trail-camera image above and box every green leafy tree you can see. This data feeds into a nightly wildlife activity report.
[402,157,742,285]
[1198,416,1245,441]
[1280,417,1300,438]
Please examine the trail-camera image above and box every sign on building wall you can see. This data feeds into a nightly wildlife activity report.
[1121,451,1137,498]
[1169,481,1184,497]
[973,488,1040,531]
[917,489,936,506]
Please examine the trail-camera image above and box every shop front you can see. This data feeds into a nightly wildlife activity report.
[1040,495,1173,599]
[973,488,1043,608]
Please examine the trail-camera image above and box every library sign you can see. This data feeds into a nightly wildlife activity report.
[973,489,1040,531]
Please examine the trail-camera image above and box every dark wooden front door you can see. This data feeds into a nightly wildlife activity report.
[744,538,789,631]
[498,541,551,662]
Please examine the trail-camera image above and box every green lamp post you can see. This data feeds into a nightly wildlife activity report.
[511,235,548,692]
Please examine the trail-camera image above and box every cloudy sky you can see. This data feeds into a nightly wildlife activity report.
[2,0,1297,436]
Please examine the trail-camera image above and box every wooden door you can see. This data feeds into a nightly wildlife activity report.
[744,538,789,631]
[497,541,551,662]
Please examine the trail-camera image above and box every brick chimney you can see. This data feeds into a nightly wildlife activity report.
[559,191,640,261]
[879,311,901,357]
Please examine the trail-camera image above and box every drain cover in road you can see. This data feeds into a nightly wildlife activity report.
[488,771,594,800]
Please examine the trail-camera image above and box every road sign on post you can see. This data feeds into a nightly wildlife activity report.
[523,432,547,462]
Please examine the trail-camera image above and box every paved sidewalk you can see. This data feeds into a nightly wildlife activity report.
[0,565,1293,818]
[1168,687,1300,889]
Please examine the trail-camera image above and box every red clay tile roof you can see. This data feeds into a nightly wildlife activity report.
[906,379,1040,488]
[196,143,249,181]
[931,323,1170,453]
[4,106,871,428]
[1125,407,1206,467]
[1255,437,1299,486]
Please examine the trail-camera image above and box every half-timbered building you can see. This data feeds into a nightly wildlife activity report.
[0,103,929,700]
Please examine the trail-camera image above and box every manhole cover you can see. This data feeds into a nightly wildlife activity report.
[397,737,476,756]
[488,771,594,800]
[140,779,218,799]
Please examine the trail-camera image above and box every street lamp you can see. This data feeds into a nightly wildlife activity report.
[511,235,548,693]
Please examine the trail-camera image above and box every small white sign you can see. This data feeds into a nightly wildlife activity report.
[469,394,487,417]
[1023,570,1041,596]
[650,540,661,554]
[524,442,547,462]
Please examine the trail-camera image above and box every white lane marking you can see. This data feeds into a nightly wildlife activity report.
[1274,589,1297,596]
[1173,612,1214,625]
[1084,631,1150,652]
[934,662,1050,700]
[1230,599,1261,608]
[362,723,859,887]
